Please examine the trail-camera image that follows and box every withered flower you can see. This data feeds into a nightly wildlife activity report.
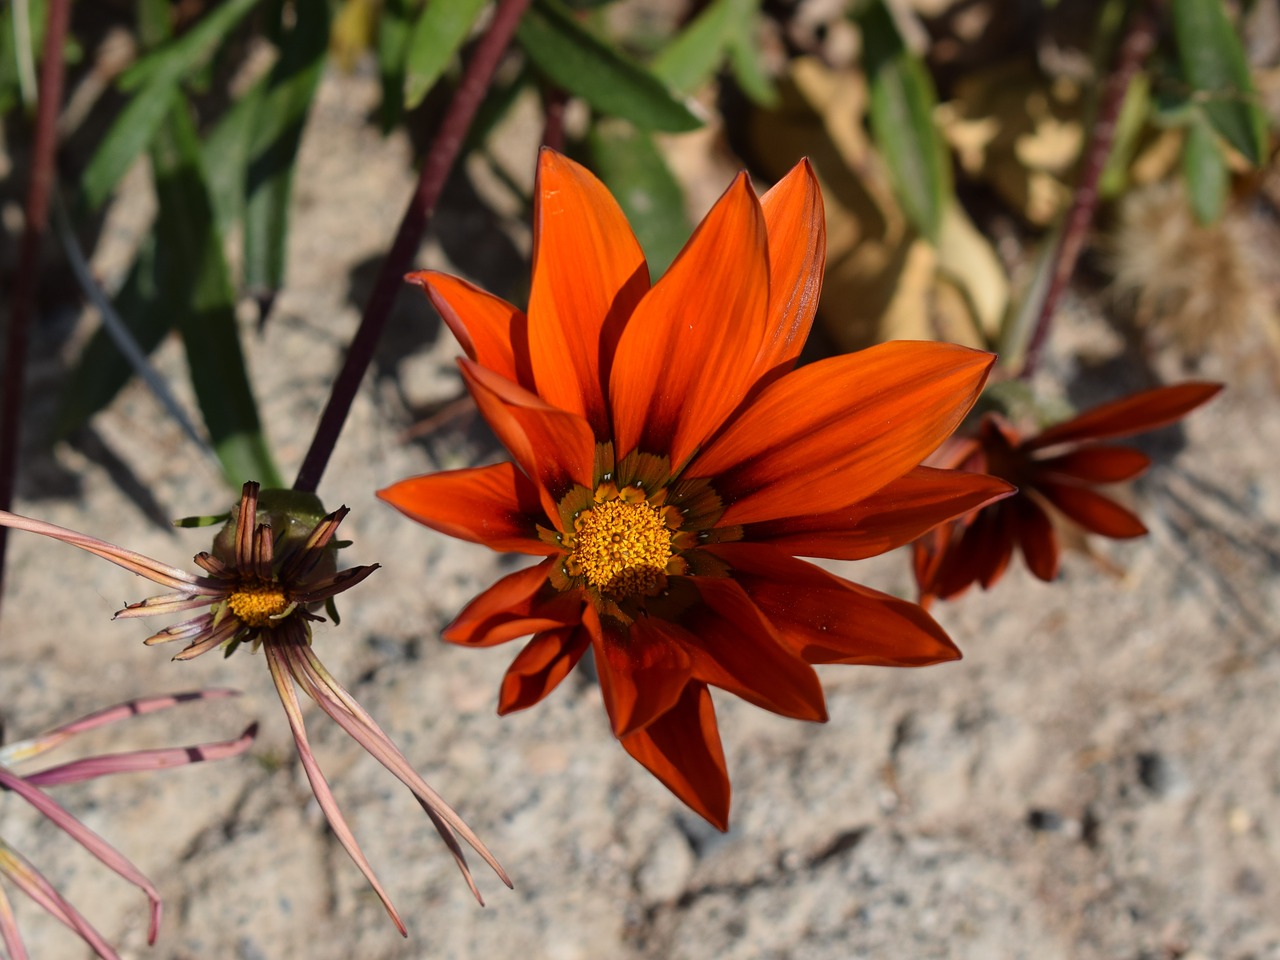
[0,484,509,935]
[0,690,253,960]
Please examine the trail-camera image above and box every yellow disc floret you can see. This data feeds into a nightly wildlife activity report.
[227,579,291,628]
[568,494,674,599]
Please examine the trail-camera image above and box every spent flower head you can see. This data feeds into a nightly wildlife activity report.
[0,690,253,960]
[0,483,509,935]
[913,382,1223,605]
[379,148,1013,829]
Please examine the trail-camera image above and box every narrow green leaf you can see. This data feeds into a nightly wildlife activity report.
[1171,0,1267,166]
[516,0,701,132]
[151,97,282,489]
[1182,113,1229,224]
[860,0,951,244]
[588,118,690,276]
[1099,70,1150,198]
[80,77,179,210]
[651,0,733,94]
[243,0,330,300]
[119,0,262,91]
[402,0,489,109]
[81,0,263,211]
[376,0,414,129]
[726,0,777,108]
[202,74,269,238]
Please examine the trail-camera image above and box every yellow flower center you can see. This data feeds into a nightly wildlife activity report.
[569,497,673,599]
[227,580,290,628]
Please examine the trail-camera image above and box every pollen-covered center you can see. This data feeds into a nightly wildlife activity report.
[227,579,290,628]
[569,497,673,599]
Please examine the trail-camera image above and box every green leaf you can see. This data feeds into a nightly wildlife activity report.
[119,0,262,91]
[726,7,776,107]
[242,0,330,299]
[516,0,701,132]
[1182,112,1229,224]
[860,0,951,244]
[80,77,181,210]
[651,0,733,94]
[402,0,489,109]
[1099,70,1150,198]
[376,0,413,129]
[80,0,263,211]
[588,118,690,276]
[202,74,268,238]
[1170,0,1267,166]
[151,97,282,489]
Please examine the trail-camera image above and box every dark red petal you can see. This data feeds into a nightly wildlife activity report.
[1023,382,1223,451]
[1034,445,1151,483]
[407,271,527,385]
[690,342,994,527]
[1036,480,1149,538]
[610,173,771,469]
[527,150,650,434]
[442,559,582,647]
[673,576,827,722]
[377,463,553,555]
[743,466,1014,560]
[497,626,590,714]
[934,503,1014,595]
[619,683,731,831]
[747,159,826,391]
[707,543,960,666]
[460,359,597,513]
[1015,495,1059,582]
[594,617,692,738]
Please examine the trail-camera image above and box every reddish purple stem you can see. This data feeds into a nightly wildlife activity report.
[1019,0,1160,379]
[0,0,71,618]
[293,0,534,494]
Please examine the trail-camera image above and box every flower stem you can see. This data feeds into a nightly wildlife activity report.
[292,0,534,494]
[0,0,71,619]
[1019,0,1160,379]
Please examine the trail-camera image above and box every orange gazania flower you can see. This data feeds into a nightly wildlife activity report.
[379,149,1010,829]
[913,382,1223,605]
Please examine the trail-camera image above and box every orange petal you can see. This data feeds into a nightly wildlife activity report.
[442,559,582,647]
[377,463,552,555]
[594,617,692,737]
[610,173,771,469]
[498,627,590,714]
[691,342,995,526]
[407,271,528,385]
[1037,480,1148,538]
[675,576,827,722]
[460,359,597,514]
[743,466,1014,560]
[527,149,650,434]
[746,159,826,392]
[708,543,960,666]
[1015,495,1059,581]
[1034,445,1151,483]
[619,683,730,831]
[1024,382,1222,451]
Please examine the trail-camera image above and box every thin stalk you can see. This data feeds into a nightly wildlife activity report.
[1019,0,1160,379]
[293,0,534,494]
[0,0,71,619]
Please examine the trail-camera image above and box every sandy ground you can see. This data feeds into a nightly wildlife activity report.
[2,67,1280,960]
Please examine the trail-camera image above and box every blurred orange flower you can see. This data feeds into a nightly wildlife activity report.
[913,382,1223,605]
[380,149,1009,829]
